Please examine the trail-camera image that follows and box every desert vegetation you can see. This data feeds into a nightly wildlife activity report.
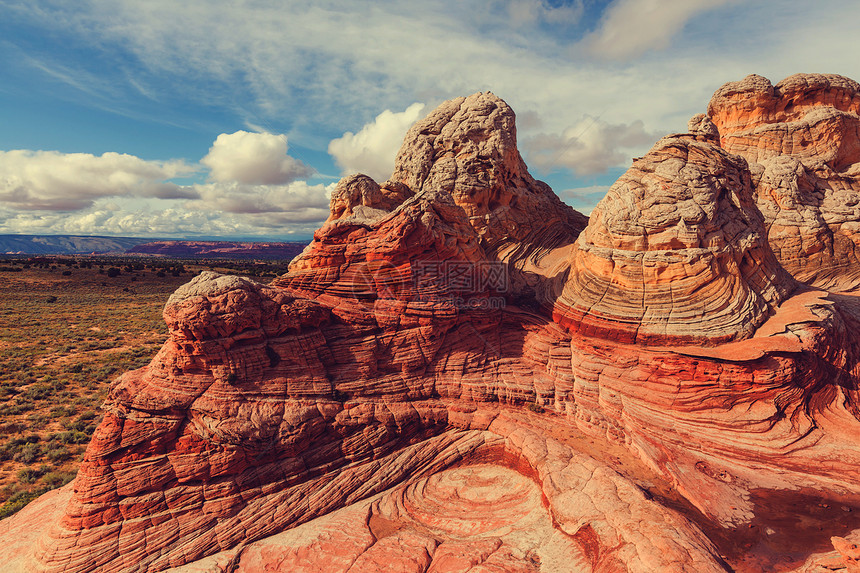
[0,256,290,518]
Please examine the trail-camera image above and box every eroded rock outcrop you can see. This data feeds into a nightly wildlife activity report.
[709,73,860,291]
[4,78,860,573]
[554,134,794,344]
[389,92,587,247]
[325,174,414,225]
[287,92,587,306]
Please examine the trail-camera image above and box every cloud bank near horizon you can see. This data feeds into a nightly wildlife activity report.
[0,131,333,238]
[0,150,198,211]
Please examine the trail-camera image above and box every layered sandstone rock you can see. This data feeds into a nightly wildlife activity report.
[5,78,860,573]
[708,73,860,291]
[169,414,729,573]
[287,92,587,306]
[389,92,588,248]
[554,133,794,345]
[325,174,414,225]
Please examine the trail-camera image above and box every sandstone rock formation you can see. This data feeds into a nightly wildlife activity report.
[554,134,794,344]
[4,78,860,573]
[325,174,414,225]
[708,73,860,291]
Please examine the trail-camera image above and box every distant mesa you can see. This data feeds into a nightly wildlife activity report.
[0,234,151,255]
[127,240,308,260]
[0,234,310,260]
[4,75,860,573]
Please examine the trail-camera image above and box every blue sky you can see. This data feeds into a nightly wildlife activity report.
[1,0,859,240]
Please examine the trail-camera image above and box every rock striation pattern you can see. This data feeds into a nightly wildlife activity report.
[4,77,860,573]
[554,134,794,344]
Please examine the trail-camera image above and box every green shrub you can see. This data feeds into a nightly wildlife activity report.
[17,465,47,484]
[47,449,71,463]
[49,405,75,418]
[68,418,91,432]
[26,413,48,428]
[49,431,90,445]
[46,444,71,463]
[526,402,545,414]
[0,422,24,434]
[0,490,41,519]
[15,442,42,464]
[23,384,51,400]
[41,471,75,488]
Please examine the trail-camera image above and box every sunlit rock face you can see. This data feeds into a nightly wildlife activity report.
[387,92,588,247]
[709,73,860,291]
[5,77,860,573]
[554,133,794,345]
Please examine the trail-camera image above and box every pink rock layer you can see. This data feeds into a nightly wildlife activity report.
[4,79,860,573]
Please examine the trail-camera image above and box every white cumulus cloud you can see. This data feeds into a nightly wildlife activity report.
[187,180,332,221]
[524,117,658,175]
[0,132,333,237]
[328,103,426,182]
[0,149,197,211]
[201,130,313,185]
[582,0,736,60]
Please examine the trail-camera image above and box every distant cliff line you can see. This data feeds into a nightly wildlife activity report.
[0,234,309,259]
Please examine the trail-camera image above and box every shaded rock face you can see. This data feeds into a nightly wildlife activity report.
[6,79,860,573]
[709,73,860,291]
[325,174,414,225]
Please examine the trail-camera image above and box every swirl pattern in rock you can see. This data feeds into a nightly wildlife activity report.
[554,133,794,344]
